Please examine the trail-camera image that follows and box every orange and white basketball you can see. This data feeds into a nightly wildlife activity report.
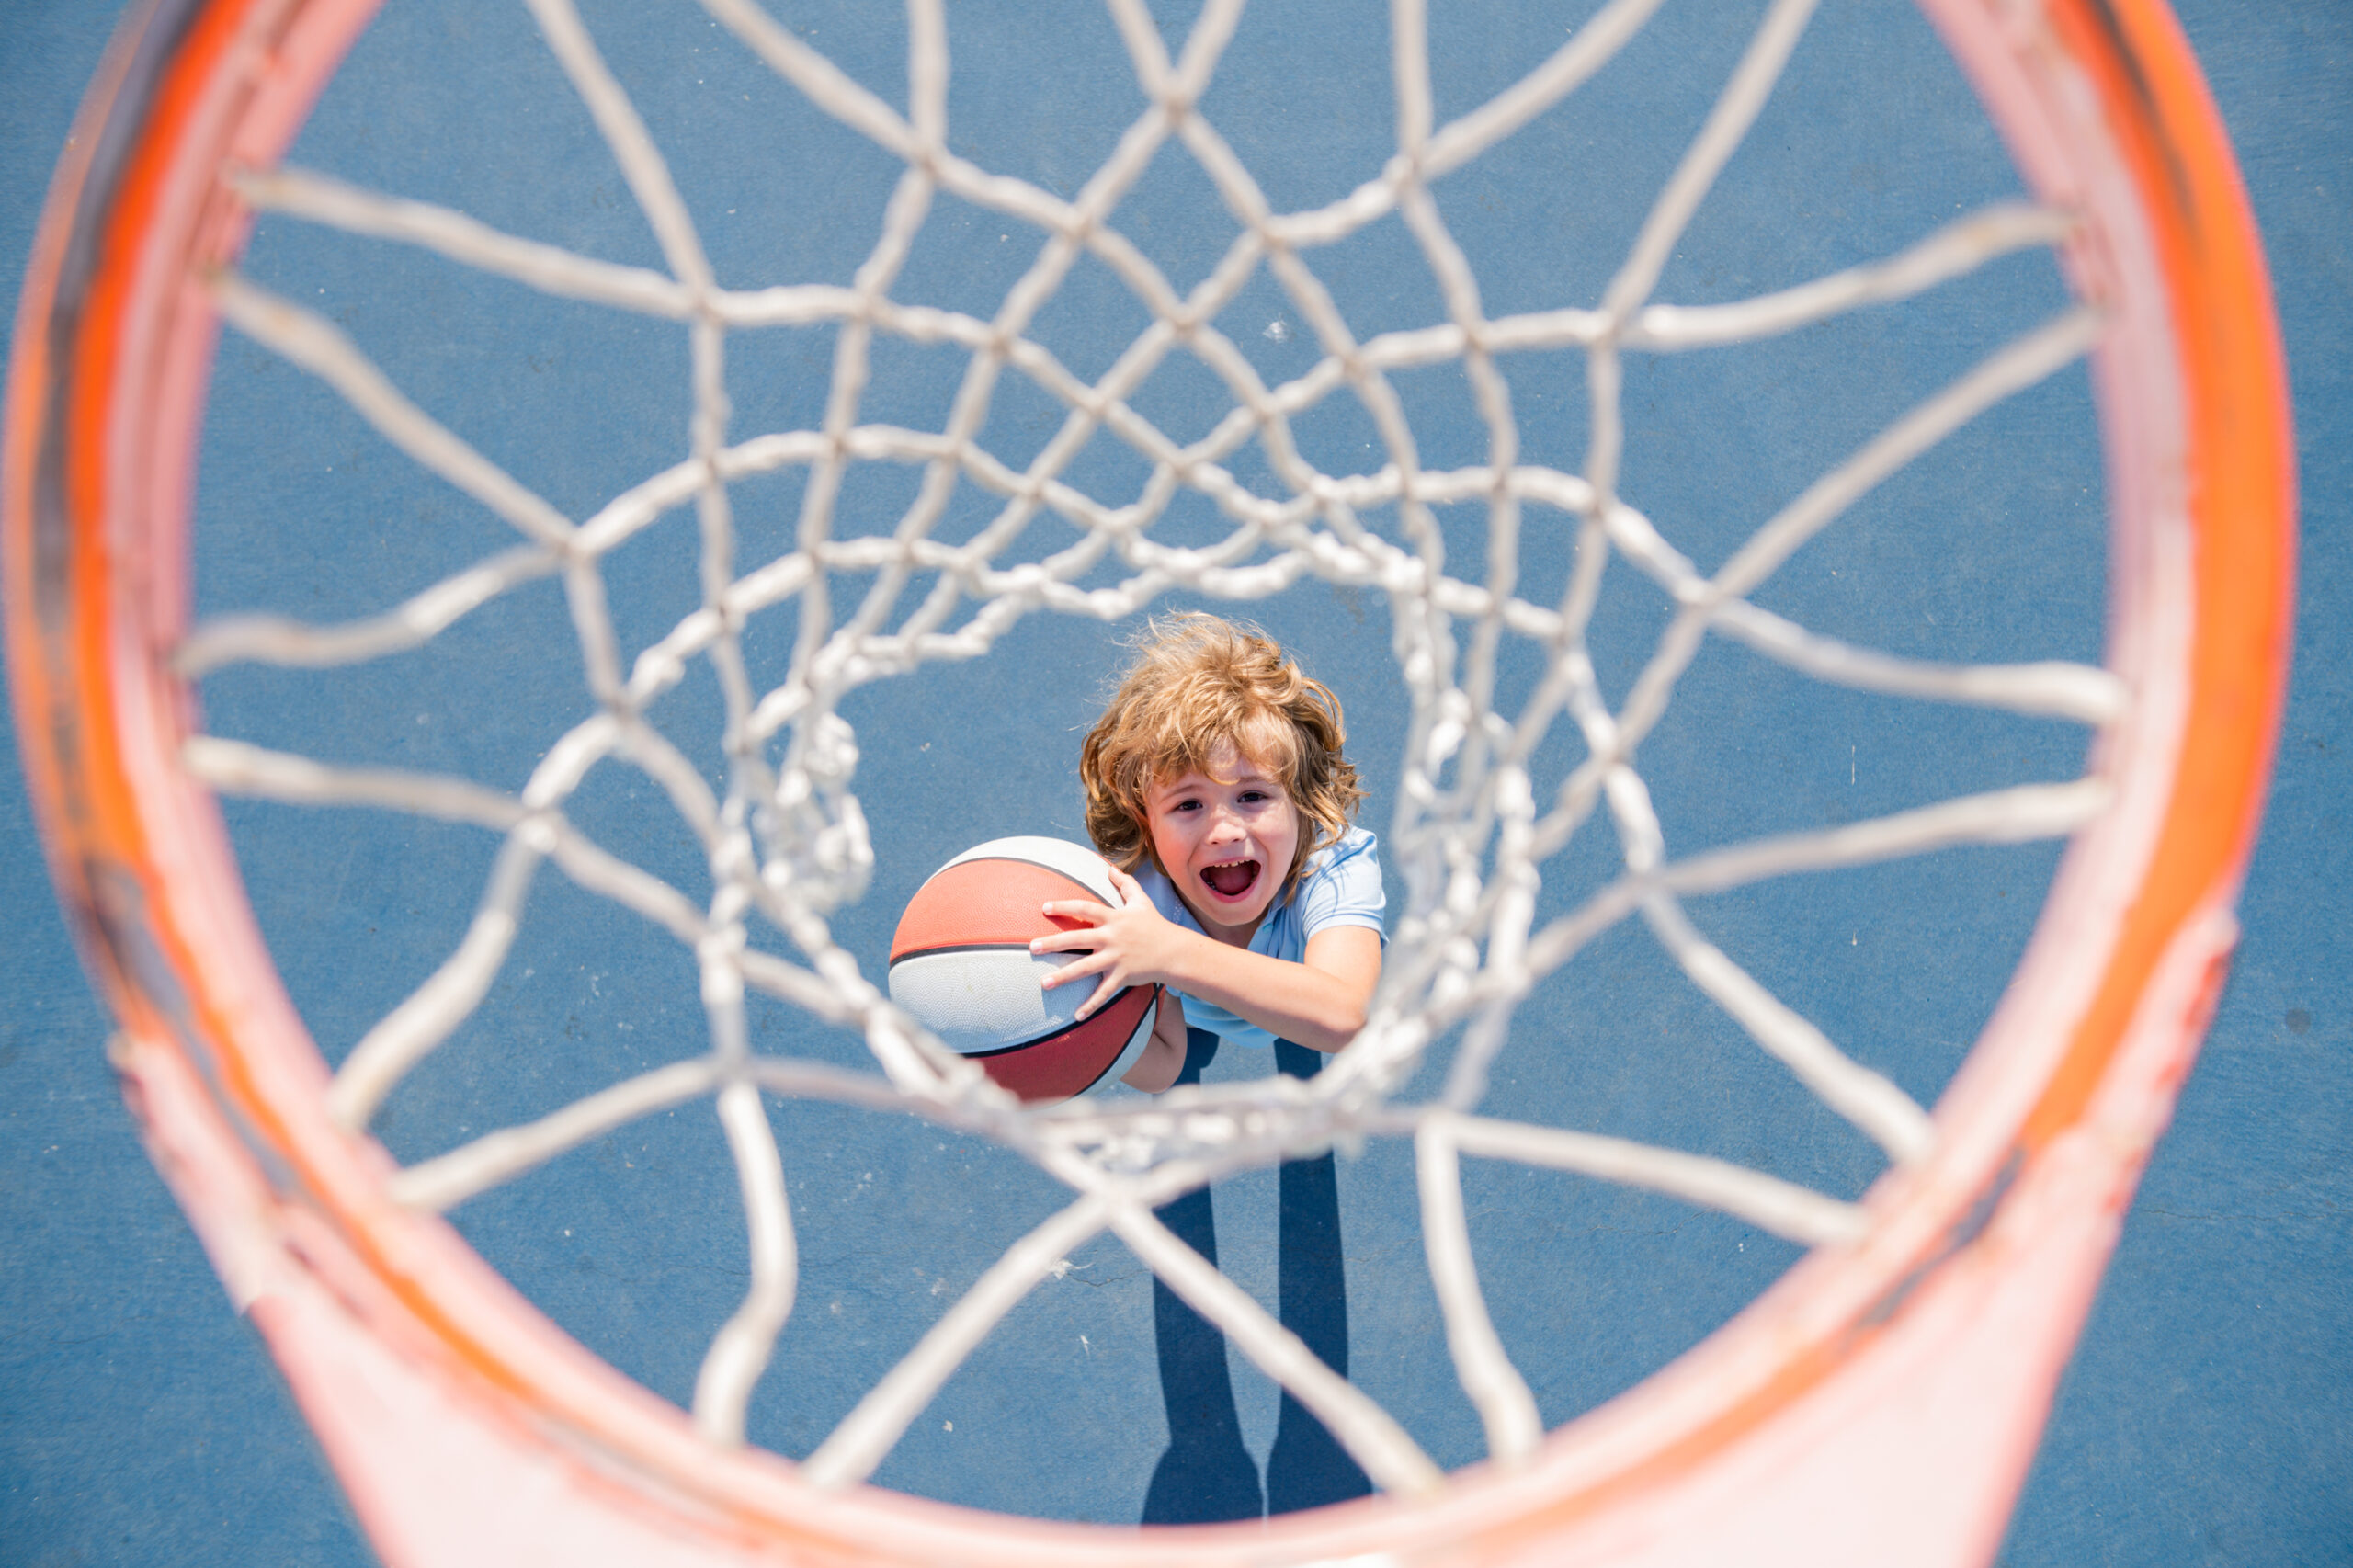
[888,837,1160,1103]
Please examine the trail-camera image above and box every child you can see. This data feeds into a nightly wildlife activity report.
[1034,613,1383,1093]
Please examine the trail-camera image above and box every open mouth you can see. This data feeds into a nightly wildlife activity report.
[1199,858,1261,903]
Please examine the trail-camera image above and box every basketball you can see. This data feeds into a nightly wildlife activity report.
[888,837,1160,1103]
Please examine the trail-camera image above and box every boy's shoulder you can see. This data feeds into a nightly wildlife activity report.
[1291,824,1381,908]
[1303,823,1379,879]
[1284,824,1384,941]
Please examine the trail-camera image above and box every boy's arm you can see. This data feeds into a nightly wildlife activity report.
[1120,991,1188,1092]
[1036,870,1381,1054]
[1194,925,1380,1053]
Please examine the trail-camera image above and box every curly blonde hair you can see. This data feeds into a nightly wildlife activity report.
[1079,613,1362,891]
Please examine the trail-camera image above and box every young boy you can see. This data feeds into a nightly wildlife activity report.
[1034,613,1383,1093]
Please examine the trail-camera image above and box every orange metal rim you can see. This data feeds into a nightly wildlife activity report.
[2,0,2293,1559]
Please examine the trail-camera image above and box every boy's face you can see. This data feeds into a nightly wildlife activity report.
[1143,742,1301,948]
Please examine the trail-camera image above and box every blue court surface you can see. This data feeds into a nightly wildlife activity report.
[0,0,2344,1562]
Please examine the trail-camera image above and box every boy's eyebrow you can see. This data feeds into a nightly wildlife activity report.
[1157,767,1278,792]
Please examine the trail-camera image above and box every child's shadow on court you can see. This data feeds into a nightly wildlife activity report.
[1139,1030,1374,1525]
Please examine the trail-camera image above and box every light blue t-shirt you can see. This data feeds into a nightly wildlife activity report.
[1133,824,1385,1051]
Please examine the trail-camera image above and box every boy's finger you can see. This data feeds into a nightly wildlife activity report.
[1036,950,1110,989]
[1073,972,1123,1020]
[1039,899,1110,924]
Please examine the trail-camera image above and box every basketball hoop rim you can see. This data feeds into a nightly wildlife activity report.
[2,0,2293,1562]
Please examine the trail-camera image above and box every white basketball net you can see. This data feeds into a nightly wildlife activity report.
[181,0,2122,1497]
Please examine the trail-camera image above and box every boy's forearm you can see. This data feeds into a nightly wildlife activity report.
[1158,930,1367,1053]
[1120,1009,1187,1091]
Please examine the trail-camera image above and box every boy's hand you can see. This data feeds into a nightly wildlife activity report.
[1032,868,1188,1020]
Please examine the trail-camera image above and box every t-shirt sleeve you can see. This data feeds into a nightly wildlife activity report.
[1296,828,1385,943]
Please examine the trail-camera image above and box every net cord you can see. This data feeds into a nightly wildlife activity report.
[178,0,2120,1483]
